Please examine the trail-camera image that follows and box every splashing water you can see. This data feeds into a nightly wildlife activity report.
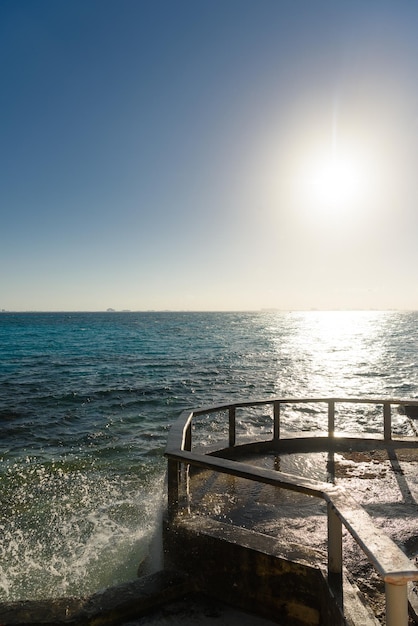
[0,456,165,601]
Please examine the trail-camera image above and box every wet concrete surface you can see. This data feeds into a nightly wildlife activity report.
[123,594,279,625]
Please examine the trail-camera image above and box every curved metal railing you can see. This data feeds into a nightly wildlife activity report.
[165,397,418,626]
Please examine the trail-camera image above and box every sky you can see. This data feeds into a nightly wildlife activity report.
[2,0,418,312]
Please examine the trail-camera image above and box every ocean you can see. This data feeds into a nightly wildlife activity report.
[0,310,417,602]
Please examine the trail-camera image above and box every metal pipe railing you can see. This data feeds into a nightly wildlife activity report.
[165,397,418,626]
[228,406,236,447]
[328,399,335,436]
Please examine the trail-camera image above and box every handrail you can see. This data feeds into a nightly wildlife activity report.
[165,397,418,626]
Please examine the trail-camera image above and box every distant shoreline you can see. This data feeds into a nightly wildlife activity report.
[0,308,411,314]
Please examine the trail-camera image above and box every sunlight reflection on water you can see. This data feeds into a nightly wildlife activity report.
[269,310,413,400]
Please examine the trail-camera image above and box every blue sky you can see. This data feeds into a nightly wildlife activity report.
[2,0,418,311]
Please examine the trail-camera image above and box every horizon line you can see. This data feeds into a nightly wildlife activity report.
[0,308,413,314]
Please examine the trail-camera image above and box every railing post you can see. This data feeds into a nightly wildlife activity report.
[328,400,335,437]
[167,458,180,520]
[184,422,192,451]
[273,401,280,440]
[384,402,392,441]
[327,451,336,484]
[385,582,408,626]
[327,502,343,605]
[229,406,236,447]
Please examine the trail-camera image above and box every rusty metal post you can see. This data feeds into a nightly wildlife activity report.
[229,406,236,447]
[328,400,335,437]
[184,422,192,451]
[385,582,408,626]
[167,458,180,520]
[384,402,392,442]
[327,502,343,605]
[273,401,280,440]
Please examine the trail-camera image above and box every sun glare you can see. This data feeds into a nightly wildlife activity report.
[304,151,368,216]
[267,118,383,233]
[309,155,364,208]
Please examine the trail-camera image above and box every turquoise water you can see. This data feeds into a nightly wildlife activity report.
[0,310,417,600]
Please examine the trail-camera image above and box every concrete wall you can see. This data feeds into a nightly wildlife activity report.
[164,515,345,626]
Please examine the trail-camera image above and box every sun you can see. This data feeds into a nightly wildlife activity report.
[271,124,380,229]
[304,151,367,215]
